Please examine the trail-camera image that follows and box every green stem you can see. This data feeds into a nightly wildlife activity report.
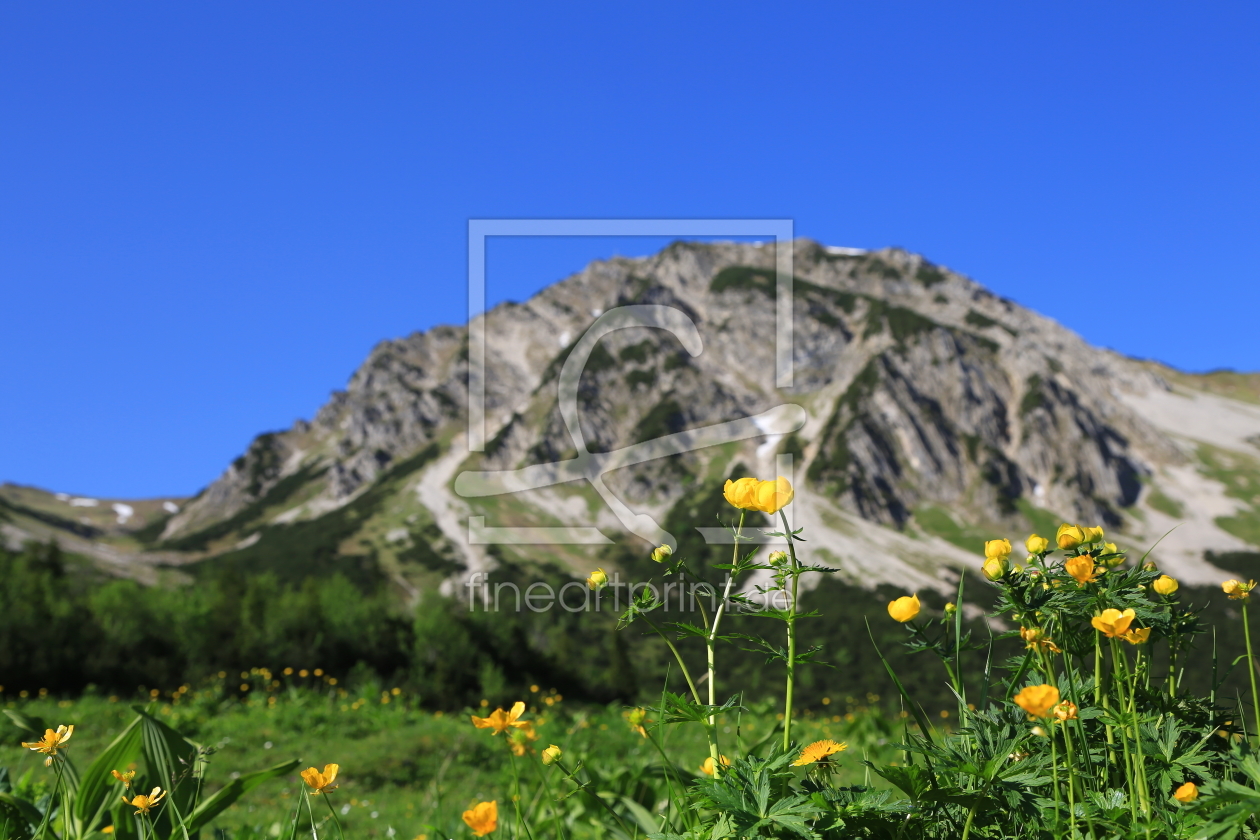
[531,755,567,840]
[780,509,801,753]
[1245,602,1260,745]
[1060,720,1078,834]
[639,612,703,705]
[33,760,63,840]
[1049,726,1061,832]
[555,760,635,837]
[508,751,537,840]
[1110,640,1140,823]
[321,794,346,840]
[706,510,744,777]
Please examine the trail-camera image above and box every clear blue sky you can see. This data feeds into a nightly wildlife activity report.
[2,2,1257,499]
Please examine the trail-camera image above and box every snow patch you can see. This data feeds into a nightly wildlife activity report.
[111,503,134,524]
[752,413,785,462]
[557,330,571,348]
[824,246,868,256]
[54,493,69,501]
[69,498,98,507]
[162,501,180,514]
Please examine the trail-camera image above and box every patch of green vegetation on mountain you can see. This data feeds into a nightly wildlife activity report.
[710,265,777,296]
[1020,374,1046,416]
[807,361,881,493]
[186,443,440,586]
[1197,444,1260,546]
[1147,488,1185,518]
[161,464,328,552]
[0,495,103,539]
[618,339,656,363]
[633,396,686,444]
[913,506,991,554]
[964,309,1018,337]
[915,264,946,287]
[862,299,937,342]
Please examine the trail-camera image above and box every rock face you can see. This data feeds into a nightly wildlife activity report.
[11,239,1257,594]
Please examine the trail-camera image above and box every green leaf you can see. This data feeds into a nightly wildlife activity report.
[182,759,300,835]
[72,714,143,838]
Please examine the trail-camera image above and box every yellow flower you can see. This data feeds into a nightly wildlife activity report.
[1224,579,1257,601]
[984,539,1012,560]
[624,707,650,737]
[541,745,562,766]
[507,727,538,756]
[650,544,673,563]
[723,477,760,510]
[753,477,794,514]
[1013,684,1060,718]
[586,568,608,590]
[1065,554,1099,585]
[1122,627,1151,645]
[1173,782,1198,803]
[300,764,340,794]
[21,725,73,766]
[792,739,848,766]
[1025,534,1049,554]
[1056,524,1087,550]
[1153,575,1179,596]
[1091,608,1136,638]
[462,800,498,837]
[944,602,957,617]
[1053,701,1079,721]
[700,755,731,775]
[1083,526,1105,544]
[122,787,166,816]
[887,594,920,623]
[981,556,1008,581]
[111,769,135,789]
[471,701,533,735]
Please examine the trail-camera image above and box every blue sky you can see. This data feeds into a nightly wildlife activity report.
[1,2,1257,499]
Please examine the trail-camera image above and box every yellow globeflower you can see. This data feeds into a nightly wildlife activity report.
[1153,574,1179,596]
[1223,580,1257,601]
[1083,526,1105,544]
[1056,524,1087,550]
[700,755,732,775]
[462,801,498,837]
[541,744,562,766]
[792,739,848,766]
[1173,782,1198,803]
[753,477,794,514]
[650,544,673,563]
[887,594,920,623]
[1013,684,1060,718]
[122,787,166,816]
[300,764,340,794]
[984,539,1012,560]
[1065,555,1099,585]
[1091,608,1136,638]
[1025,534,1049,554]
[723,477,760,510]
[471,701,532,736]
[586,568,608,590]
[21,725,73,766]
[981,556,1008,581]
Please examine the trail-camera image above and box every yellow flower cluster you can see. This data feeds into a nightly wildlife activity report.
[723,476,794,514]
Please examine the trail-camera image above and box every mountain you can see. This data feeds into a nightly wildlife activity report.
[5,240,1260,599]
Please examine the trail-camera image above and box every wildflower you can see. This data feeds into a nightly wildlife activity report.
[1013,684,1060,718]
[1091,608,1137,638]
[1053,701,1079,721]
[586,568,608,590]
[1025,534,1049,554]
[753,477,794,514]
[1101,542,1125,566]
[624,707,650,737]
[1223,579,1257,601]
[1019,626,1062,653]
[300,764,340,794]
[462,800,498,837]
[507,727,537,756]
[111,769,135,789]
[1065,554,1099,585]
[943,602,957,617]
[792,739,848,766]
[767,550,789,566]
[981,556,1008,581]
[887,594,920,623]
[723,476,760,509]
[541,745,562,766]
[984,539,1012,561]
[1173,782,1198,803]
[700,755,731,775]
[471,701,533,735]
[1056,524,1087,550]
[1084,526,1105,543]
[650,544,673,563]
[1153,574,1180,596]
[122,787,166,816]
[1122,627,1152,645]
[21,725,73,766]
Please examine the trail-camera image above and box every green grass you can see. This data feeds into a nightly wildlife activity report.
[1197,444,1260,547]
[1,682,904,838]
[1147,488,1185,518]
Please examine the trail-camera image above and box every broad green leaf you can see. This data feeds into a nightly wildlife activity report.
[72,715,142,838]
[182,759,300,835]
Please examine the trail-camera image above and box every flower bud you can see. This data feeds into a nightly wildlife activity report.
[651,544,673,563]
[1025,534,1049,554]
[984,539,1013,560]
[1153,575,1179,596]
[542,744,562,766]
[1056,524,1087,550]
[887,594,921,623]
[767,550,789,566]
[943,602,957,617]
[586,568,608,591]
[982,556,1009,581]
[1084,526,1105,544]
